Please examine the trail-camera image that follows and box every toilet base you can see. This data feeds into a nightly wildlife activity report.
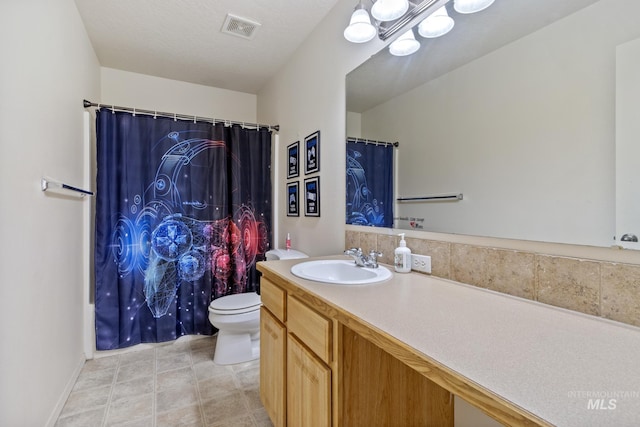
[213,330,260,365]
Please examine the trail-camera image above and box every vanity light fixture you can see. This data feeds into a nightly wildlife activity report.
[389,28,420,56]
[344,0,496,57]
[344,2,377,43]
[453,0,495,14]
[418,6,454,38]
[371,0,410,22]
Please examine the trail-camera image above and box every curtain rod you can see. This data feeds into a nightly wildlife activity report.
[83,100,279,132]
[347,136,399,147]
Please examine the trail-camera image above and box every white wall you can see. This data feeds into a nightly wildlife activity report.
[101,68,257,122]
[361,0,640,247]
[257,1,384,257]
[346,111,362,139]
[615,37,640,250]
[0,0,100,426]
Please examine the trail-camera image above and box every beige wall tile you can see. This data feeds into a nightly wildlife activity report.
[407,238,451,279]
[601,263,640,327]
[537,256,600,315]
[344,230,640,328]
[485,249,535,299]
[450,244,488,288]
[377,234,396,266]
[345,230,360,250]
[360,232,377,254]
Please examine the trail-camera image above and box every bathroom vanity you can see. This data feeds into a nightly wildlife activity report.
[258,256,640,427]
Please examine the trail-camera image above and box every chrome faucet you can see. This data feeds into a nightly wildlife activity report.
[344,248,382,268]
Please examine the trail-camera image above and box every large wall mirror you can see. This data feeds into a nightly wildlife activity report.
[346,0,640,249]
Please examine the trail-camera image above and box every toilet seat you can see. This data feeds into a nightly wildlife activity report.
[208,292,261,315]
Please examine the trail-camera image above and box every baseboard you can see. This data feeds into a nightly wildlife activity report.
[84,303,95,359]
[45,354,85,427]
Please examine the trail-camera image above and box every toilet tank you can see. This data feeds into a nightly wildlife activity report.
[265,248,308,260]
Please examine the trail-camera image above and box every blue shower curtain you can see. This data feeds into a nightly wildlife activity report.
[346,141,393,227]
[94,109,272,350]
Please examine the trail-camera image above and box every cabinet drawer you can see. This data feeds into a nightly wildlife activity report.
[260,278,286,322]
[287,296,332,364]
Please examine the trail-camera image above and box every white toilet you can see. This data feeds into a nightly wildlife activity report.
[264,248,308,261]
[208,292,262,365]
[208,248,308,365]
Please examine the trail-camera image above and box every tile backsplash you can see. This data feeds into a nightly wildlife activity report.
[345,229,640,328]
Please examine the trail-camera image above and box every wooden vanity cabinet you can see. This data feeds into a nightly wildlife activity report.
[260,306,286,427]
[287,334,331,427]
[259,273,453,427]
[260,277,332,427]
[260,278,287,427]
[286,294,333,427]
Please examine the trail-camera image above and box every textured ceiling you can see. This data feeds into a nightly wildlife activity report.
[74,0,341,94]
[75,0,602,103]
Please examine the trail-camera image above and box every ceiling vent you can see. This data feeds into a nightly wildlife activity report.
[221,14,261,40]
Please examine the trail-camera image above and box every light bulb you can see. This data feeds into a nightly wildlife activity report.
[389,28,420,56]
[418,6,454,38]
[344,7,377,43]
[371,0,409,22]
[454,0,495,14]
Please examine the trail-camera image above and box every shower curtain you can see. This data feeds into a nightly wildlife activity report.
[346,141,393,227]
[94,109,272,350]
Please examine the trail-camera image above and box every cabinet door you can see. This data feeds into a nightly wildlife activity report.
[287,334,331,427]
[260,307,286,427]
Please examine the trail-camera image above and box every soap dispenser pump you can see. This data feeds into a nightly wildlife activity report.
[394,233,412,273]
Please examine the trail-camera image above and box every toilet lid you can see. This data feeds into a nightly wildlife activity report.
[208,292,261,315]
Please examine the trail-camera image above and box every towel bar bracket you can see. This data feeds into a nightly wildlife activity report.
[41,177,94,197]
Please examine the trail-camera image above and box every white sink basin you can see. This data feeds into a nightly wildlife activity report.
[290,259,392,285]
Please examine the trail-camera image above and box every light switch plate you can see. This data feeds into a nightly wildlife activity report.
[411,254,431,274]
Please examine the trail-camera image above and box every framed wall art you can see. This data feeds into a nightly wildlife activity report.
[287,181,299,217]
[304,176,320,217]
[287,141,299,179]
[304,130,320,174]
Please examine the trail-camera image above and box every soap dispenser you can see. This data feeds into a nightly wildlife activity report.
[394,233,412,273]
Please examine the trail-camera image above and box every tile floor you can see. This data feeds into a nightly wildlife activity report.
[54,336,273,427]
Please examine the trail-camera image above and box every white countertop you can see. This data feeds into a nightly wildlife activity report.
[259,257,640,427]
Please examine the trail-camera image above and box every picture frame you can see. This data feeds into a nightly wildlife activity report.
[287,181,299,217]
[304,176,320,217]
[304,130,320,174]
[287,141,299,179]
